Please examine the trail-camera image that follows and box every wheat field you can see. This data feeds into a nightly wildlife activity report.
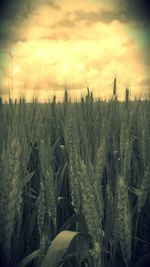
[0,82,150,267]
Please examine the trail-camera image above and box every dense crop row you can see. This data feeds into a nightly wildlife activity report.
[0,83,150,267]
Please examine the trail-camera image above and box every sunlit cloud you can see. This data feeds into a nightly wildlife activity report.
[0,0,149,100]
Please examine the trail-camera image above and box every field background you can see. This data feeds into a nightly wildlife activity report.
[0,83,150,267]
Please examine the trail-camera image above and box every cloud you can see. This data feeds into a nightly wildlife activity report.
[0,0,59,43]
[118,0,150,24]
[69,1,150,26]
[0,0,58,18]
[0,0,149,100]
[1,0,150,44]
[56,0,150,26]
[0,87,9,96]
[67,10,127,25]
[138,78,150,86]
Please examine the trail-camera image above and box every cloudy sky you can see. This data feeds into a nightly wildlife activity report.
[0,0,149,101]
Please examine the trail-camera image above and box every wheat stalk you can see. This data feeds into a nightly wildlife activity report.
[79,160,102,267]
[0,137,22,264]
[64,115,82,213]
[117,175,132,267]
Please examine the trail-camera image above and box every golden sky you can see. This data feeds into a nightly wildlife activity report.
[0,0,150,101]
